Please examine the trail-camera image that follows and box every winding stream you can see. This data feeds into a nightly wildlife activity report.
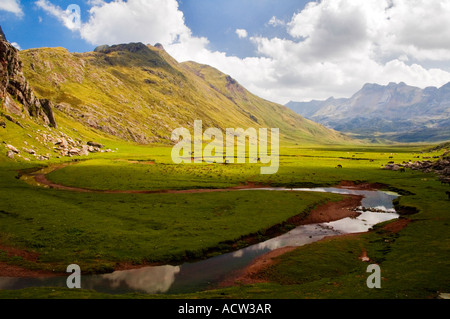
[0,186,399,295]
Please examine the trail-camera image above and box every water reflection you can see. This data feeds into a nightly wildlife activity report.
[95,265,181,294]
[0,187,399,295]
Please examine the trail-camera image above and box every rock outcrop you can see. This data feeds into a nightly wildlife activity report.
[384,156,450,184]
[0,26,6,42]
[0,26,56,127]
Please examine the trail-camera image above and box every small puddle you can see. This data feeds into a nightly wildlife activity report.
[0,187,399,294]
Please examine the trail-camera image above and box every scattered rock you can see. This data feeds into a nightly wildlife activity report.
[87,145,97,153]
[6,150,14,159]
[87,141,104,148]
[55,138,69,149]
[79,145,89,156]
[6,144,19,153]
[384,158,450,183]
[68,148,81,156]
[22,148,36,155]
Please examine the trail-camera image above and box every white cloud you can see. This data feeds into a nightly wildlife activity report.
[0,0,23,17]
[80,0,191,46]
[35,0,81,30]
[11,42,21,50]
[268,16,285,27]
[245,0,450,102]
[235,29,248,39]
[36,0,450,104]
[87,0,106,6]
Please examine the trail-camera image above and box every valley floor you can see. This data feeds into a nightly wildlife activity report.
[0,144,449,299]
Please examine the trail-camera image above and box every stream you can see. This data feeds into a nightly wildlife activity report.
[0,187,399,294]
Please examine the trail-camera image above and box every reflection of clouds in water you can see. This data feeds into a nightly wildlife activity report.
[0,278,19,289]
[292,188,327,193]
[232,240,283,258]
[232,225,339,259]
[233,250,243,258]
[101,265,180,294]
[371,206,396,213]
[325,212,399,233]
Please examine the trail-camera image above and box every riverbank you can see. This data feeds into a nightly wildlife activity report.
[0,188,363,279]
[219,193,365,287]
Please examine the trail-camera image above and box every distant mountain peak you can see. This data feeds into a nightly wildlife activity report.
[287,81,450,143]
[440,82,450,91]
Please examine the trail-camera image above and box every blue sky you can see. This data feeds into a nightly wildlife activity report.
[1,0,307,55]
[1,0,450,104]
[178,0,305,58]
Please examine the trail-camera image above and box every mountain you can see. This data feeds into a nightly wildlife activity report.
[1,34,353,162]
[287,82,450,142]
[14,42,351,144]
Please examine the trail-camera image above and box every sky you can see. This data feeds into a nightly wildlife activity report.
[1,0,450,105]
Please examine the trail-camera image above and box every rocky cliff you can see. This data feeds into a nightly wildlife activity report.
[0,26,56,128]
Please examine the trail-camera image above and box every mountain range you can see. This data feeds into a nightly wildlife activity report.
[287,82,450,143]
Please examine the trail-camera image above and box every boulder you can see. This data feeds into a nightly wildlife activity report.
[87,141,104,148]
[87,145,97,153]
[39,99,57,128]
[79,145,89,156]
[23,148,36,155]
[6,144,19,153]
[6,150,14,159]
[68,148,80,156]
[55,138,69,149]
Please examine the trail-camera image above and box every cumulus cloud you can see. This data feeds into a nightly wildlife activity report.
[80,0,191,46]
[36,0,81,30]
[35,0,450,104]
[247,0,450,102]
[235,29,248,39]
[0,0,23,17]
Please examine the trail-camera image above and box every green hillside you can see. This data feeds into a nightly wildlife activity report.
[17,43,352,146]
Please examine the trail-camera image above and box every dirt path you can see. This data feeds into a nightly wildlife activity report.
[25,163,270,194]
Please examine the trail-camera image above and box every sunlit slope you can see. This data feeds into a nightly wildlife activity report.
[182,61,354,144]
[18,43,352,145]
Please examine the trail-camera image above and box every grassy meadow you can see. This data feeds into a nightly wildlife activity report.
[0,135,449,299]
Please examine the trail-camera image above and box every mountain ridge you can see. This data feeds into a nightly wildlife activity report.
[287,82,450,142]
